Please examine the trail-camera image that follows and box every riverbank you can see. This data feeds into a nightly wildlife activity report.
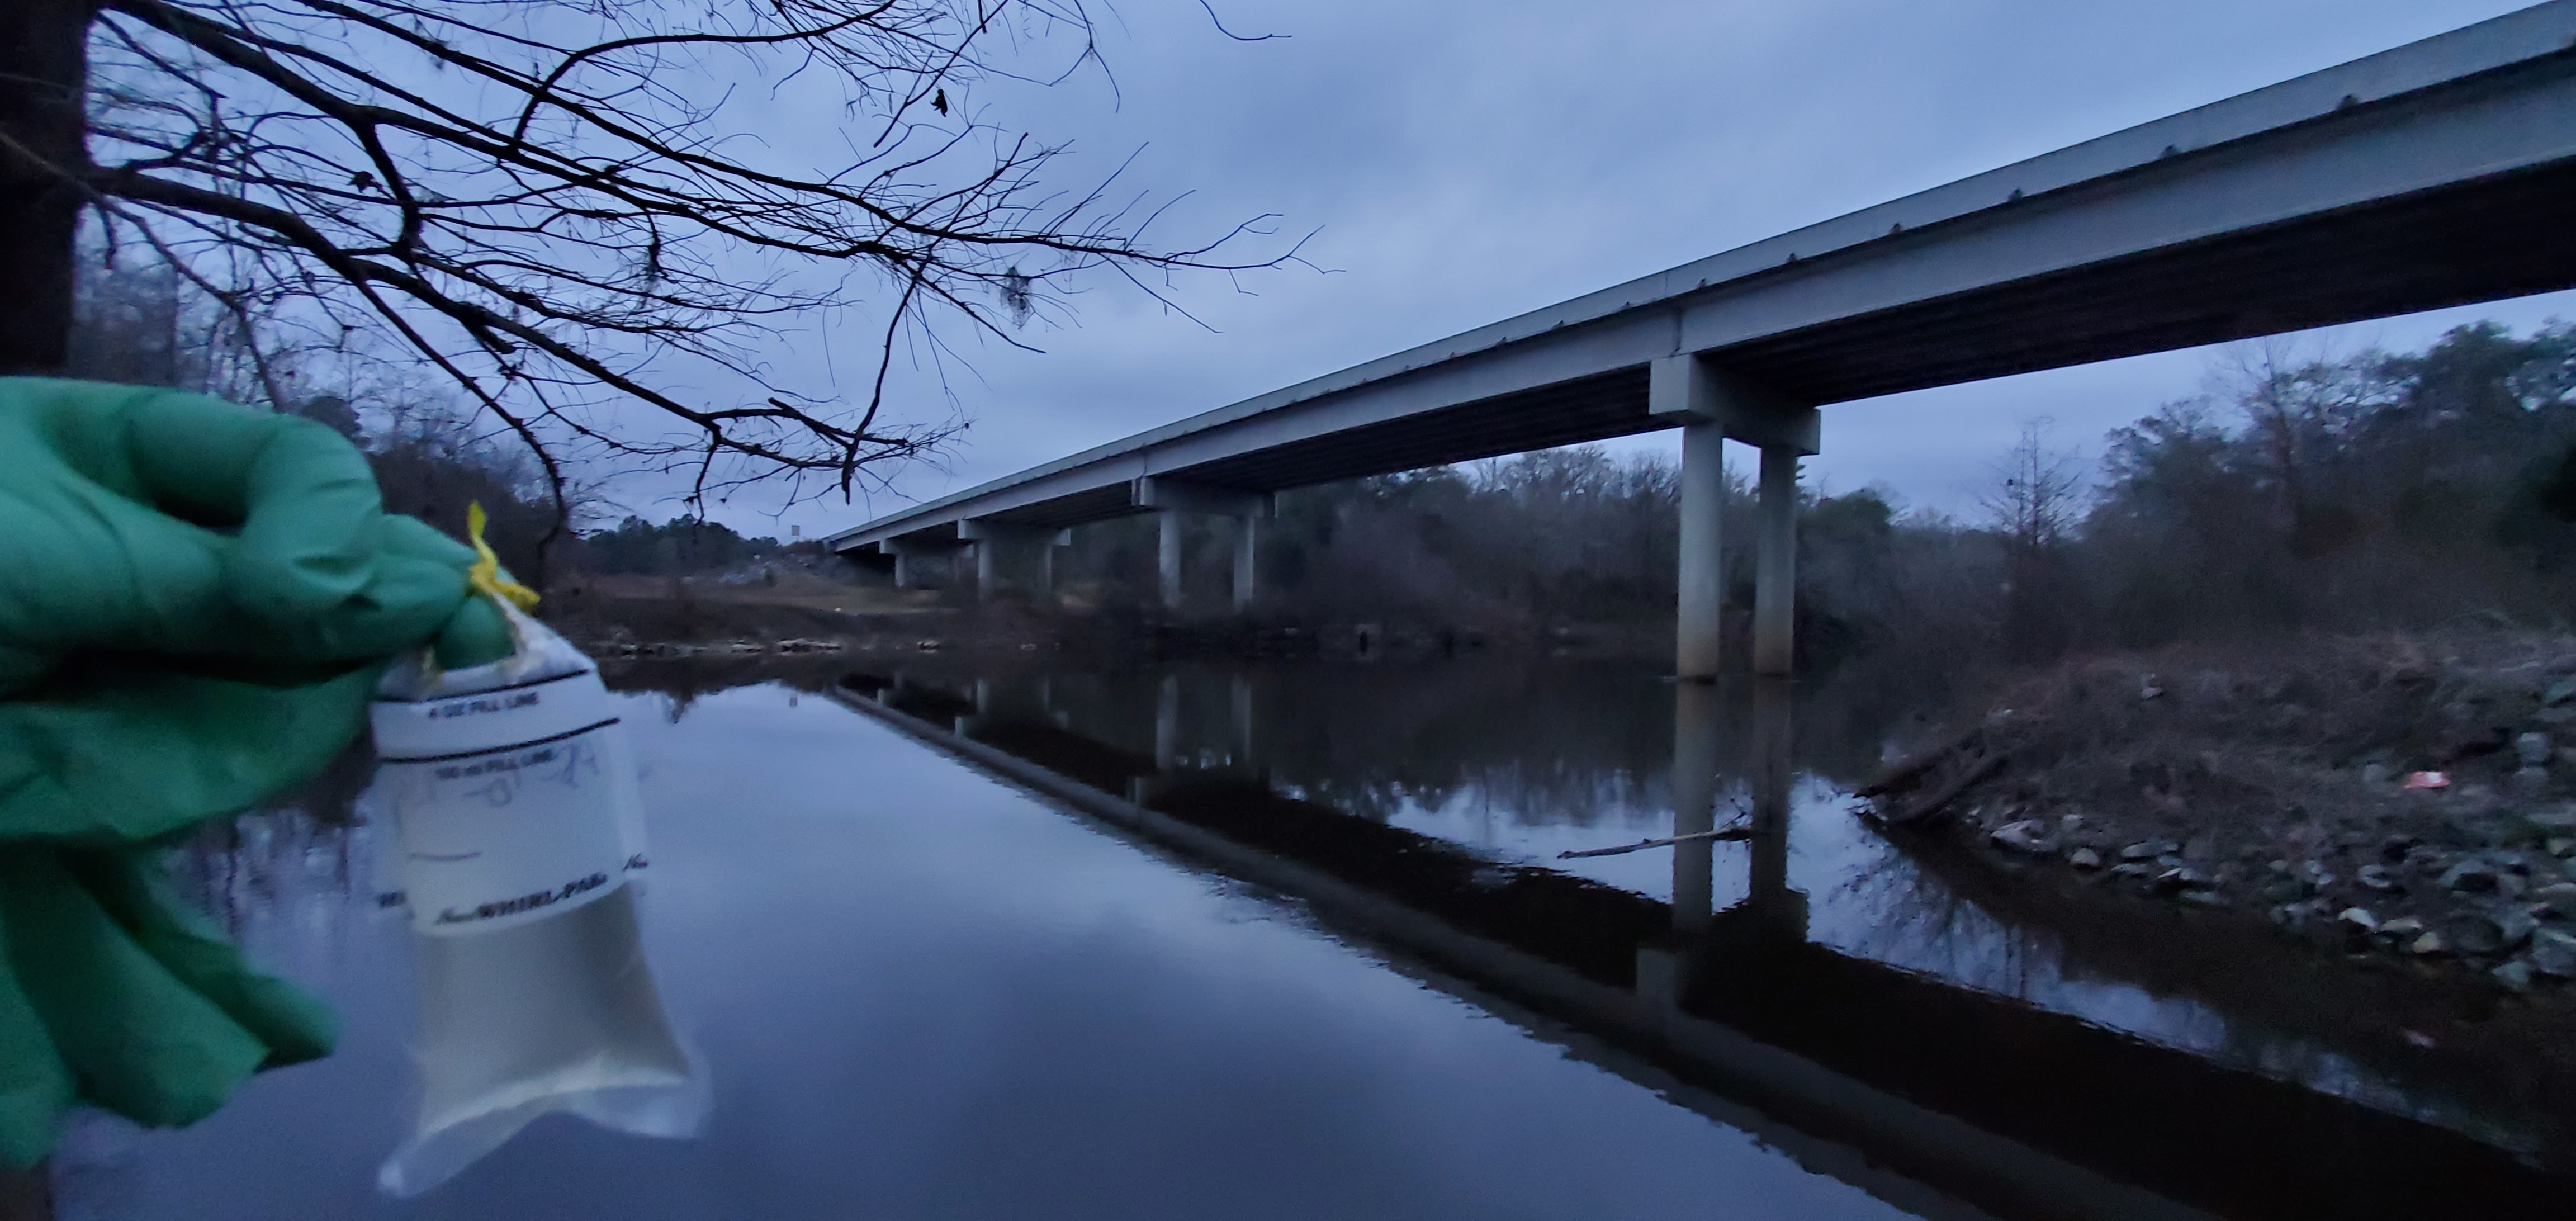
[537,573,1669,664]
[1859,631,2576,993]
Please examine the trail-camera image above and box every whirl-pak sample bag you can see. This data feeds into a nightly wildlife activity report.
[366,601,703,1196]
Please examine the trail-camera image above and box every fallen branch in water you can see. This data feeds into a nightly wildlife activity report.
[1855,724,1987,798]
[1884,752,2007,827]
[1559,826,1756,859]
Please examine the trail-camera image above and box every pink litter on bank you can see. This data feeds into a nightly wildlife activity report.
[2402,771,2451,791]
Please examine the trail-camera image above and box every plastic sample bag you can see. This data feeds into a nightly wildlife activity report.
[367,596,700,1196]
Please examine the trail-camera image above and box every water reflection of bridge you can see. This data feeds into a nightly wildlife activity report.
[828,669,2568,1220]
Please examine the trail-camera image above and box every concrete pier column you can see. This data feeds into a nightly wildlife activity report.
[892,552,916,589]
[1670,680,1723,934]
[1232,517,1259,613]
[1158,511,1184,610]
[1675,419,1727,680]
[1154,673,1181,770]
[1754,447,1801,675]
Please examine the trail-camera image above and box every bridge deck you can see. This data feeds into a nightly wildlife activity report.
[837,1,2576,551]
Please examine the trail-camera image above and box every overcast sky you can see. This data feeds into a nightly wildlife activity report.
[670,0,2576,539]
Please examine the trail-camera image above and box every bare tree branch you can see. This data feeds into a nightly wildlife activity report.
[26,0,1300,518]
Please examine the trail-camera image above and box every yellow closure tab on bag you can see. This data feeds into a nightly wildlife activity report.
[465,501,540,612]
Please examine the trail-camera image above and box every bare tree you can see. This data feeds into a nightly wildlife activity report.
[1981,418,2087,555]
[2,0,1294,515]
[1981,418,2087,660]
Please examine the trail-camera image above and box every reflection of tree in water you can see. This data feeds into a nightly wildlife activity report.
[1828,836,2045,1002]
[1242,663,1685,829]
[172,807,363,943]
[1828,825,2515,1146]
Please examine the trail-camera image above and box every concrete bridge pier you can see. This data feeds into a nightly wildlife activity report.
[877,536,968,590]
[959,520,1069,603]
[1650,355,1818,679]
[1135,477,1273,612]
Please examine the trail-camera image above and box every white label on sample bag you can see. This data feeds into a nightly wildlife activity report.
[371,670,637,935]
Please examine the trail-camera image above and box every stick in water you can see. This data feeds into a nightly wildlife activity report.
[1559,827,1755,859]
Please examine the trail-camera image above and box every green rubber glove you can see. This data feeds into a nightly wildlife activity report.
[0,377,514,1169]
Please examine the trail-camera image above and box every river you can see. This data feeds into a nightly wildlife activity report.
[52,655,2576,1219]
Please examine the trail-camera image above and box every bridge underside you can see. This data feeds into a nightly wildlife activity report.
[880,157,2576,543]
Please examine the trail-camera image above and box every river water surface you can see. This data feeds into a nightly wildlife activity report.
[52,656,2576,1219]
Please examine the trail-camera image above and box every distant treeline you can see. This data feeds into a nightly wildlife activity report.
[72,252,2576,666]
[1047,320,2576,672]
[67,257,796,583]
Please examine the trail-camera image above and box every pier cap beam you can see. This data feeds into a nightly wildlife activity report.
[1647,354,1819,454]
[1134,477,1274,519]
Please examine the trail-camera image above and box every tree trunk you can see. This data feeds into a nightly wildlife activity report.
[0,13,84,1218]
[0,0,96,378]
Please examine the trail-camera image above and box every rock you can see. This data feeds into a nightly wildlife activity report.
[2494,906,2539,949]
[2448,915,2506,955]
[2529,807,2576,832]
[2515,766,2552,794]
[2261,878,2309,903]
[1990,820,2052,855]
[2121,840,2180,862]
[2440,858,2502,893]
[2546,675,2576,707]
[2067,846,2103,870]
[2183,835,2216,862]
[2408,931,2447,956]
[2530,927,2576,977]
[2152,866,2210,895]
[2537,881,2576,919]
[2272,899,2331,928]
[2179,889,2226,907]
[2362,761,2395,785]
[2405,845,2449,873]
[2380,834,2419,862]
[2110,862,2156,882]
[2339,907,2381,935]
[2357,864,2403,892]
[2493,959,2536,992]
[2548,837,2576,858]
[2519,731,2555,768]
[2377,915,2428,940]
[2297,860,2336,891]
[2058,813,2087,837]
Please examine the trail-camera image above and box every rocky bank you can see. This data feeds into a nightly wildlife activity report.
[1860,632,2576,993]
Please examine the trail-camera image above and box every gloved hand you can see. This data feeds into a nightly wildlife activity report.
[0,377,516,1169]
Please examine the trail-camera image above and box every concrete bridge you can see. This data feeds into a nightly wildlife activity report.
[835,1,2576,676]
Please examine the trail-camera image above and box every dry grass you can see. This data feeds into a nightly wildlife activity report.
[1961,632,2576,846]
